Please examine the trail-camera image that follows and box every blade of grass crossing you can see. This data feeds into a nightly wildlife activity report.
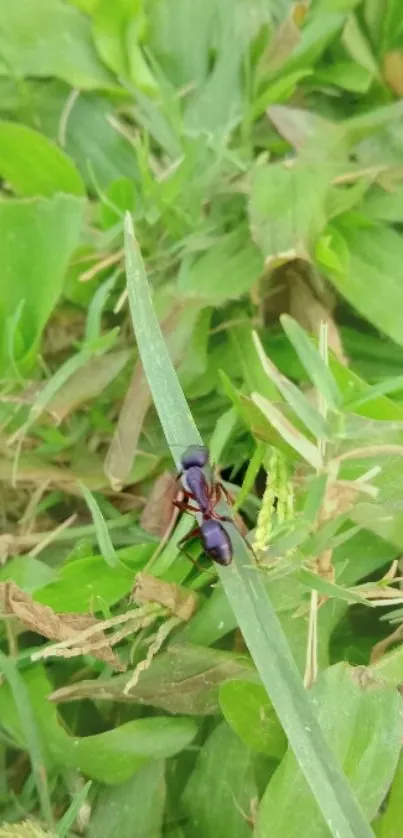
[80,483,120,568]
[124,213,375,838]
[124,216,200,469]
[56,781,92,838]
[0,651,53,827]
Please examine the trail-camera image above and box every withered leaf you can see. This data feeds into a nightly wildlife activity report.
[140,472,178,537]
[49,645,255,715]
[133,573,198,621]
[0,581,125,671]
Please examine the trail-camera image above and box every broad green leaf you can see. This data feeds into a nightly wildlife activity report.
[0,0,114,89]
[71,717,196,784]
[34,545,153,612]
[321,220,403,348]
[178,227,264,305]
[0,194,84,373]
[256,664,402,838]
[88,762,165,838]
[182,722,258,838]
[0,665,196,785]
[31,81,139,189]
[219,681,287,759]
[249,160,330,263]
[281,315,342,410]
[362,186,403,224]
[124,213,376,838]
[0,122,84,197]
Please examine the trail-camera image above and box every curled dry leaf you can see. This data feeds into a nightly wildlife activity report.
[0,581,125,671]
[140,471,178,537]
[133,572,198,622]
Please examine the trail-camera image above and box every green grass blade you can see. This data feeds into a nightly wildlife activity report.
[0,651,53,827]
[124,213,375,838]
[252,392,323,469]
[80,484,120,568]
[56,781,92,838]
[281,314,342,410]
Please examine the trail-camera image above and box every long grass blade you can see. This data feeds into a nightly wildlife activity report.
[0,651,53,826]
[124,213,374,838]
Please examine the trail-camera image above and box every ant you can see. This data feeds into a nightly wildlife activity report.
[173,445,234,567]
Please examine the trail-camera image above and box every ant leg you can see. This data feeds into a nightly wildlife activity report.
[173,499,200,515]
[177,524,201,547]
[180,549,216,577]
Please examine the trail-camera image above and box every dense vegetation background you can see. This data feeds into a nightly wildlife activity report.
[1,0,403,835]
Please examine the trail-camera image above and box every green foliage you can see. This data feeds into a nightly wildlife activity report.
[0,0,403,834]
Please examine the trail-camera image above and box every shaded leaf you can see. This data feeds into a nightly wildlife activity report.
[48,349,131,422]
[182,721,258,838]
[88,762,165,838]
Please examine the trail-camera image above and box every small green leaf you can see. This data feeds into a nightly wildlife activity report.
[34,545,153,612]
[178,227,264,305]
[220,681,287,759]
[0,122,84,197]
[281,315,342,410]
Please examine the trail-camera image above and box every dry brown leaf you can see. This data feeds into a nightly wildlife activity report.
[0,582,125,671]
[289,272,347,364]
[133,573,198,621]
[383,52,403,96]
[140,471,177,536]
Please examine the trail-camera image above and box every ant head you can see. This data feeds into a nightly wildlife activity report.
[181,445,209,469]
